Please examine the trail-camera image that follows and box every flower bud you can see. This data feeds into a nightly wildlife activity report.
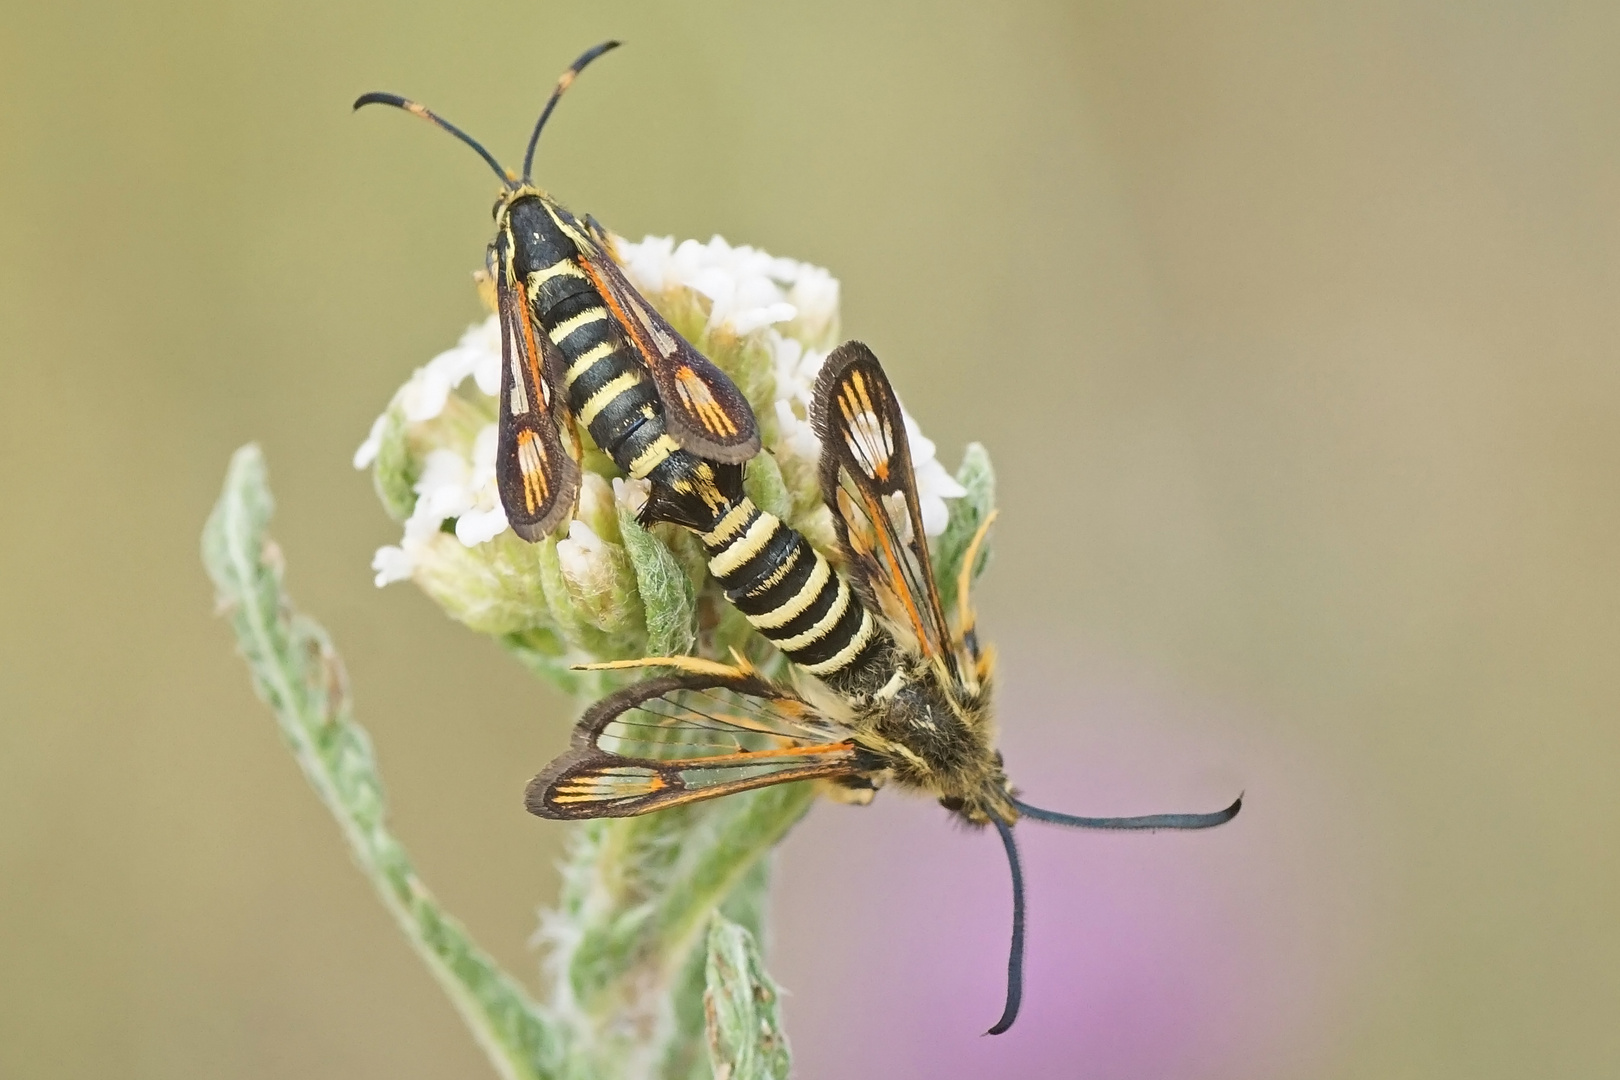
[575,472,620,544]
[555,520,640,636]
[407,529,552,636]
[612,476,650,519]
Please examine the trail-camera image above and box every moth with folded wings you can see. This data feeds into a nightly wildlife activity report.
[527,341,1242,1033]
[356,41,761,543]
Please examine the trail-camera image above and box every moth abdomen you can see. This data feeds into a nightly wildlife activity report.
[701,498,885,681]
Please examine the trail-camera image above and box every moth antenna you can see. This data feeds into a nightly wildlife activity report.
[522,40,623,182]
[1013,793,1243,831]
[986,817,1026,1036]
[353,93,514,185]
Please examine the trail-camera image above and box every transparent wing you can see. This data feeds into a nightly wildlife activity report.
[526,672,861,819]
[811,341,954,665]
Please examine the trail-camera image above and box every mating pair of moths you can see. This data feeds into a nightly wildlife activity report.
[359,41,1239,1034]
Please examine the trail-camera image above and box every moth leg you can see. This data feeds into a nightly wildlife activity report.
[574,655,752,679]
[818,771,887,806]
[562,409,584,466]
[953,508,998,643]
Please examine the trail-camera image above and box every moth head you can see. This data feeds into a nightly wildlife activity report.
[490,184,545,229]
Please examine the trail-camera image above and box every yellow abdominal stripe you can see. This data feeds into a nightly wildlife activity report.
[746,554,829,630]
[800,608,875,676]
[578,371,639,426]
[527,260,589,295]
[548,305,608,345]
[708,512,778,578]
[701,499,756,548]
[745,545,805,599]
[629,434,678,479]
[564,340,617,387]
[770,579,850,652]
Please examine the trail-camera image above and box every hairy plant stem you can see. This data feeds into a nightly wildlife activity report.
[203,445,563,1080]
[204,445,805,1079]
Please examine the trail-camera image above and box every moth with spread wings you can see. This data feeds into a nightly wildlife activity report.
[357,41,760,541]
[528,341,1242,1033]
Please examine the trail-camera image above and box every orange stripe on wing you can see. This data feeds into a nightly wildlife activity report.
[516,291,551,409]
[646,741,856,769]
[675,366,738,437]
[579,258,651,363]
[859,486,935,656]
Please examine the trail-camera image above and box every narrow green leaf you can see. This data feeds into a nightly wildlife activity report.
[619,507,698,657]
[370,408,418,521]
[704,913,791,1080]
[742,452,792,523]
[202,445,564,1080]
[662,858,771,1080]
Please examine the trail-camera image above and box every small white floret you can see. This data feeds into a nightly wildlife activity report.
[371,545,413,587]
[455,506,508,546]
[556,519,611,594]
[353,413,388,470]
[612,476,651,517]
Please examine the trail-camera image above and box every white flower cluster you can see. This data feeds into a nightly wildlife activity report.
[353,318,508,585]
[618,235,963,537]
[763,334,965,539]
[355,235,962,588]
[364,427,507,586]
[615,234,839,343]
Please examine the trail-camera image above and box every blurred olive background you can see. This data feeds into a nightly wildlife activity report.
[4,2,1618,1077]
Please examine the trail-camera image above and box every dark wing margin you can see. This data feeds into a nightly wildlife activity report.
[578,249,761,463]
[811,341,954,664]
[496,272,580,540]
[525,672,861,820]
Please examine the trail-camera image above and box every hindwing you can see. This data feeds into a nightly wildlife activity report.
[526,671,863,819]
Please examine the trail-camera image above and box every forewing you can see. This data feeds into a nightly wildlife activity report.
[526,673,861,819]
[497,273,580,540]
[811,341,954,663]
[577,244,761,463]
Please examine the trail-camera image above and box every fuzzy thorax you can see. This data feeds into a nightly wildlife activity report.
[841,655,1011,826]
